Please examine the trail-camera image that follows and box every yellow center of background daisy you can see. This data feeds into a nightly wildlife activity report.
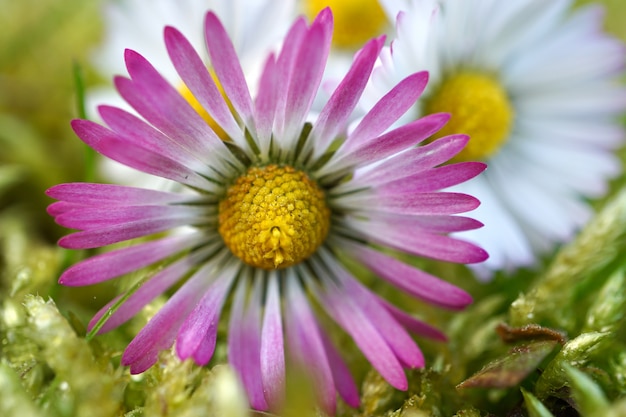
[179,68,232,141]
[218,165,330,270]
[424,72,514,162]
[305,0,388,49]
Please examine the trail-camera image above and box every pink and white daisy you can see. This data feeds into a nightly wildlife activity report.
[367,0,626,277]
[48,9,487,413]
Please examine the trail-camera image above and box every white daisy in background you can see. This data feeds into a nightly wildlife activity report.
[87,0,296,185]
[365,0,626,277]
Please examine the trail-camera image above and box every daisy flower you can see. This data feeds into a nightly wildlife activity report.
[368,0,626,276]
[89,0,296,184]
[48,8,488,413]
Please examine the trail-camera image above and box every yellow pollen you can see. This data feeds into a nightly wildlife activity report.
[424,72,514,162]
[218,165,330,270]
[305,0,388,49]
[179,68,232,141]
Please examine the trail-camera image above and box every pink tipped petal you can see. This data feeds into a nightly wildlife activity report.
[336,191,481,216]
[323,113,450,177]
[98,105,212,176]
[164,26,241,142]
[176,264,237,365]
[260,276,285,409]
[379,191,480,215]
[285,273,337,415]
[327,257,424,369]
[119,50,231,161]
[59,233,205,286]
[121,268,212,374]
[309,36,385,158]
[273,18,308,137]
[312,6,334,34]
[47,201,87,217]
[360,213,484,233]
[346,218,489,264]
[381,301,448,342]
[228,277,268,411]
[55,204,207,230]
[341,240,473,309]
[58,216,196,249]
[343,72,430,152]
[46,182,200,207]
[318,330,360,408]
[71,120,215,190]
[254,54,279,155]
[308,263,408,390]
[347,135,472,187]
[280,17,332,143]
[88,247,214,333]
[379,162,487,194]
[204,12,255,131]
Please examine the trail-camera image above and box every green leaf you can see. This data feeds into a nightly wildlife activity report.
[457,340,558,389]
[521,388,555,417]
[563,363,609,416]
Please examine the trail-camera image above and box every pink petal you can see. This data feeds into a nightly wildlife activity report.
[381,300,448,342]
[54,204,207,230]
[343,72,430,153]
[46,182,199,209]
[58,216,196,249]
[119,50,231,161]
[176,264,237,364]
[318,329,360,408]
[71,119,215,190]
[204,12,255,132]
[260,276,285,409]
[254,53,278,155]
[355,213,483,234]
[164,26,241,142]
[308,265,408,390]
[346,218,489,264]
[329,258,424,369]
[88,246,215,333]
[336,190,481,216]
[352,135,472,186]
[378,162,487,194]
[59,232,205,286]
[334,113,450,171]
[98,105,221,178]
[279,11,332,143]
[285,272,337,414]
[121,267,212,374]
[341,240,472,309]
[228,277,268,411]
[272,17,308,139]
[308,36,385,159]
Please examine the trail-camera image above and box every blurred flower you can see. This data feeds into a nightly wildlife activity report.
[47,8,488,413]
[88,0,296,185]
[366,0,626,277]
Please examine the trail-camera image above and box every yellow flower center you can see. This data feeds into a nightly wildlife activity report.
[424,72,514,161]
[305,0,388,49]
[179,68,231,140]
[218,165,330,270]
